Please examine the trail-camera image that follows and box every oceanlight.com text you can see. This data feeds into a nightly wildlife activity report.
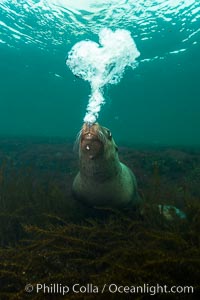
[25,283,194,296]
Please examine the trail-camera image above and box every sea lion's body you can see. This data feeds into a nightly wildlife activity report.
[73,123,141,208]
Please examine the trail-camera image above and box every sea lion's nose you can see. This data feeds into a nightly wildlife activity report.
[85,121,98,127]
[84,122,96,133]
[88,123,92,132]
[82,122,99,139]
[86,122,94,130]
[83,122,91,132]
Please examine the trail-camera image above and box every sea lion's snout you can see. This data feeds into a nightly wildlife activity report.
[80,123,104,159]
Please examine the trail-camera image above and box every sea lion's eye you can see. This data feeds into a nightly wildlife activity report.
[107,129,112,140]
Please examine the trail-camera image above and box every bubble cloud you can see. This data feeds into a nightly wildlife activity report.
[66,28,140,124]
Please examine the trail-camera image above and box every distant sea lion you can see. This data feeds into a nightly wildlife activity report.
[72,123,142,208]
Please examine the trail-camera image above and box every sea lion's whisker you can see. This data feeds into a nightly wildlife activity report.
[98,130,107,144]
[73,129,82,151]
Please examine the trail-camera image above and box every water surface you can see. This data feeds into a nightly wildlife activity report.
[0,0,199,145]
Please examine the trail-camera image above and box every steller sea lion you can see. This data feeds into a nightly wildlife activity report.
[72,123,142,208]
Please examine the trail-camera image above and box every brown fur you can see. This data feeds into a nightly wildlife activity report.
[73,123,141,208]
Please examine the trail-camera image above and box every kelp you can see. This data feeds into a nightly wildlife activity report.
[0,210,200,299]
[0,140,200,299]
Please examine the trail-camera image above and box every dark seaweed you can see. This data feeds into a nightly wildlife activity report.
[0,138,199,299]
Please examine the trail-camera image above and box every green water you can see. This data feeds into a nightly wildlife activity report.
[0,0,200,146]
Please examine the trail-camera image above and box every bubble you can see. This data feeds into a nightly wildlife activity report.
[66,28,140,124]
